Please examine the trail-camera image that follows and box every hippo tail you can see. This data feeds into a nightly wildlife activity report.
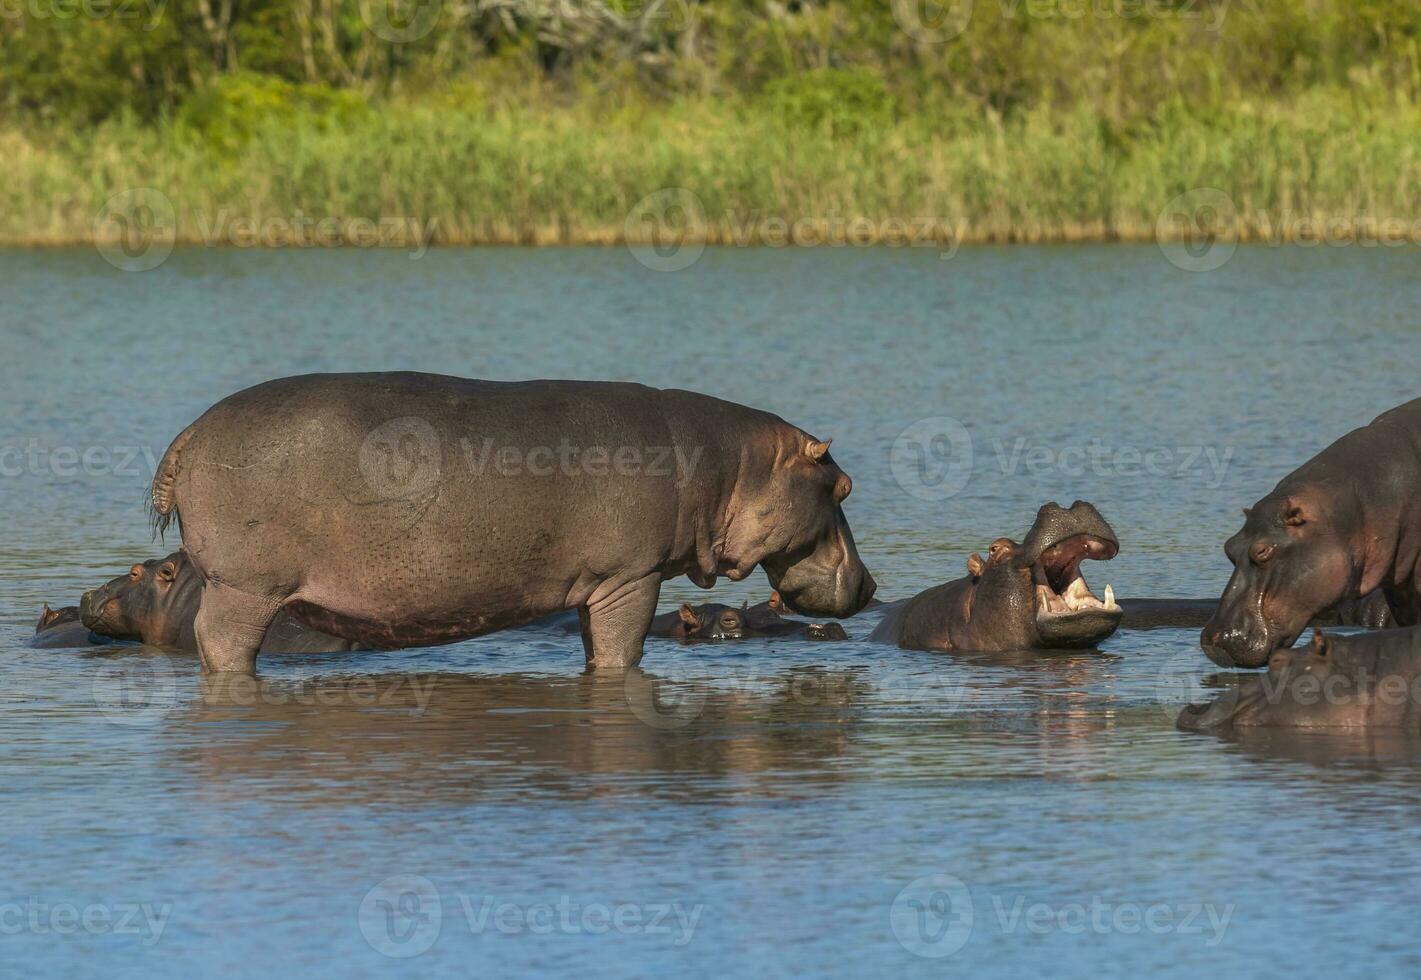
[150,423,196,539]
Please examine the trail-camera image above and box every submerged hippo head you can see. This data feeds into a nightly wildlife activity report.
[981,501,1123,648]
[741,438,876,619]
[672,600,849,642]
[1201,479,1366,668]
[80,551,199,645]
[1179,629,1367,731]
[676,602,757,641]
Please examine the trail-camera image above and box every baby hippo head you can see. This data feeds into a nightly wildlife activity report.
[677,603,752,641]
[80,551,193,643]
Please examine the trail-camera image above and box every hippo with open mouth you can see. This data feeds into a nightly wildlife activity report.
[149,374,876,671]
[870,501,1121,652]
[1179,626,1421,732]
[80,551,363,654]
[1201,397,1421,667]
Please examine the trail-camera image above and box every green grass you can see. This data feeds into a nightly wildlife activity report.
[8,87,1421,247]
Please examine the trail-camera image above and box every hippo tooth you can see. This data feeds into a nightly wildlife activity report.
[1104,584,1117,609]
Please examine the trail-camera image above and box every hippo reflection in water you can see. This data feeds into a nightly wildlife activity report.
[1179,626,1421,732]
[871,501,1122,652]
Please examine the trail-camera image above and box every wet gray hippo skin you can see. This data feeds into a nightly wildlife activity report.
[1202,397,1421,668]
[29,604,115,649]
[1179,626,1421,732]
[151,374,876,672]
[79,552,363,654]
[657,599,848,642]
[870,501,1121,652]
[1120,590,1394,631]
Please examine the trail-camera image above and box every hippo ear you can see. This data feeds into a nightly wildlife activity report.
[38,603,57,630]
[804,439,832,462]
[966,553,985,579]
[1241,507,1252,520]
[1310,628,1332,658]
[678,604,702,630]
[768,590,783,611]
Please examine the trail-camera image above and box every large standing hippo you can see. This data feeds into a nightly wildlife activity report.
[1179,626,1421,732]
[150,374,876,671]
[1201,398,1421,667]
[870,501,1121,652]
[79,551,362,654]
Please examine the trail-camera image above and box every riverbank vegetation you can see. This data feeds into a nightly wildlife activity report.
[5,0,1421,245]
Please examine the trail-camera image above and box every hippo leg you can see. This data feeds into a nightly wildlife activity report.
[577,574,661,669]
[193,582,280,672]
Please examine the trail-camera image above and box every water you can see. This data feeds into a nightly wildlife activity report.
[3,244,1421,977]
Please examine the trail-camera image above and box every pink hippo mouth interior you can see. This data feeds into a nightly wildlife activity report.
[1032,533,1121,633]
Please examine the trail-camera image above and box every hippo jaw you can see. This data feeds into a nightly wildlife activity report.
[1025,505,1122,648]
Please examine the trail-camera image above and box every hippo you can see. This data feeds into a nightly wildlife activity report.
[1179,626,1421,732]
[80,551,363,654]
[870,501,1121,652]
[149,374,876,671]
[657,600,849,642]
[1202,397,1421,667]
[28,604,115,649]
[1119,590,1395,631]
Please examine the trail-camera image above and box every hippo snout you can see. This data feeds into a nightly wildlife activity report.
[1200,622,1274,669]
